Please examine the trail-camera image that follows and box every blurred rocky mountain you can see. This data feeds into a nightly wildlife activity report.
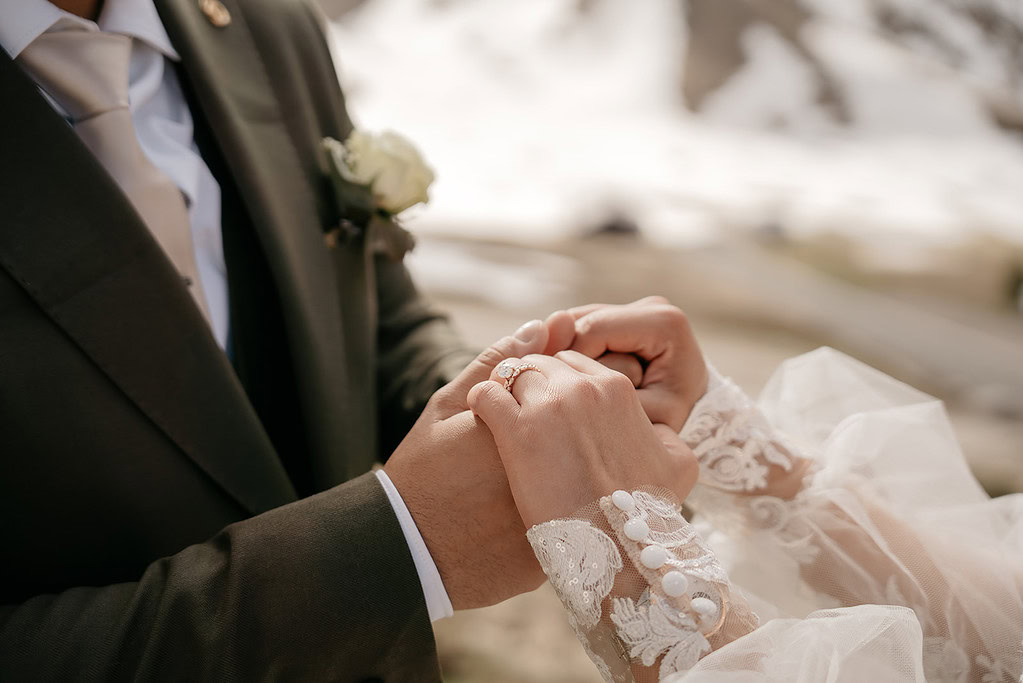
[681,0,1023,134]
[325,0,1023,308]
[322,0,1023,133]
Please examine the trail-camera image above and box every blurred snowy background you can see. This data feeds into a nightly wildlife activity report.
[319,1,1023,680]
[327,0,1023,269]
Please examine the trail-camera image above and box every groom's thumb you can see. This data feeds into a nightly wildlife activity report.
[436,320,548,415]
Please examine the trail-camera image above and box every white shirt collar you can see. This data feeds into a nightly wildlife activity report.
[0,0,179,61]
[0,0,65,58]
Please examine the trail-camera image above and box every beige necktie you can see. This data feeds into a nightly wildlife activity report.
[19,30,212,324]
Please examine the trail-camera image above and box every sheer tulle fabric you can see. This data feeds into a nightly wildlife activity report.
[531,348,1023,682]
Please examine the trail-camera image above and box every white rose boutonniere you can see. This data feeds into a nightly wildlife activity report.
[336,131,435,214]
[321,131,434,259]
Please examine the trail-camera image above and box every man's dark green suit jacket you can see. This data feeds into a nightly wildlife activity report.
[0,0,475,679]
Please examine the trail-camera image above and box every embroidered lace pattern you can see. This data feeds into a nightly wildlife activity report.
[526,519,622,631]
[681,359,1022,681]
[680,366,801,493]
[527,488,757,681]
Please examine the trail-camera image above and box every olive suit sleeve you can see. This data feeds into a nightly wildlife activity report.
[0,473,440,682]
[375,254,479,454]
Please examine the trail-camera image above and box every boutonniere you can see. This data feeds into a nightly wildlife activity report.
[320,131,435,260]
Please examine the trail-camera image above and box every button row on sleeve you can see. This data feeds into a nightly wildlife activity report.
[611,490,721,625]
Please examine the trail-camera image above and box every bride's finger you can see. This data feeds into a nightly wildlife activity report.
[548,298,672,356]
[492,354,587,405]
[565,297,668,322]
[542,309,576,355]
[487,356,549,405]
[566,302,610,319]
[434,320,550,416]
[467,380,520,433]
[553,349,621,376]
[628,295,671,308]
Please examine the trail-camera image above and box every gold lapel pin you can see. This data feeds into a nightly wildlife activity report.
[199,0,231,27]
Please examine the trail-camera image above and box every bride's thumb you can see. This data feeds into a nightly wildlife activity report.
[437,320,548,414]
[467,380,518,435]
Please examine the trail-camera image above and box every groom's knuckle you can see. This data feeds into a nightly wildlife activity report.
[426,386,454,410]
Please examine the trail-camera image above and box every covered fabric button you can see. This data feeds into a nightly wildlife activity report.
[640,544,668,569]
[662,570,689,597]
[623,517,649,542]
[691,596,718,620]
[611,490,635,512]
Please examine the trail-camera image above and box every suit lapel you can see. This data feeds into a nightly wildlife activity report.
[156,0,344,336]
[156,0,371,487]
[0,52,295,515]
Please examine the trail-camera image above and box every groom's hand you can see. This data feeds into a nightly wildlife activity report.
[544,296,708,432]
[384,320,550,610]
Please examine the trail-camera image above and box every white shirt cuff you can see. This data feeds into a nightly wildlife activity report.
[374,469,454,622]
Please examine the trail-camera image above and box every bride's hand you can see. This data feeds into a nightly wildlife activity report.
[467,351,699,527]
[544,297,708,432]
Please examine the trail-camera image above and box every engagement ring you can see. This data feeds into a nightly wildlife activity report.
[496,360,541,392]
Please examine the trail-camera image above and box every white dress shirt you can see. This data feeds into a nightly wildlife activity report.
[0,0,451,622]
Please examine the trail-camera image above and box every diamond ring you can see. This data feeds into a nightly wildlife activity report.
[496,359,541,392]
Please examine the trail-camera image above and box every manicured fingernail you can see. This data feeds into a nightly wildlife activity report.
[514,319,542,342]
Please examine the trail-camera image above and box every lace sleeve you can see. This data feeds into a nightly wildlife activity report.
[676,349,1023,681]
[526,488,758,682]
[678,361,822,565]
[680,365,812,498]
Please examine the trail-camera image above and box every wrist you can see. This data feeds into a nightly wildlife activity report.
[374,469,453,621]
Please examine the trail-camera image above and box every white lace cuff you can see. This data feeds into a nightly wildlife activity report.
[681,364,807,494]
[526,488,757,682]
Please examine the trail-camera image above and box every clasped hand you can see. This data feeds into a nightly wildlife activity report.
[384,297,705,609]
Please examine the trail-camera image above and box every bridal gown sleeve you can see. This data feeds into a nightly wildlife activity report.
[525,487,759,682]
[528,348,1023,682]
[680,347,1023,682]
